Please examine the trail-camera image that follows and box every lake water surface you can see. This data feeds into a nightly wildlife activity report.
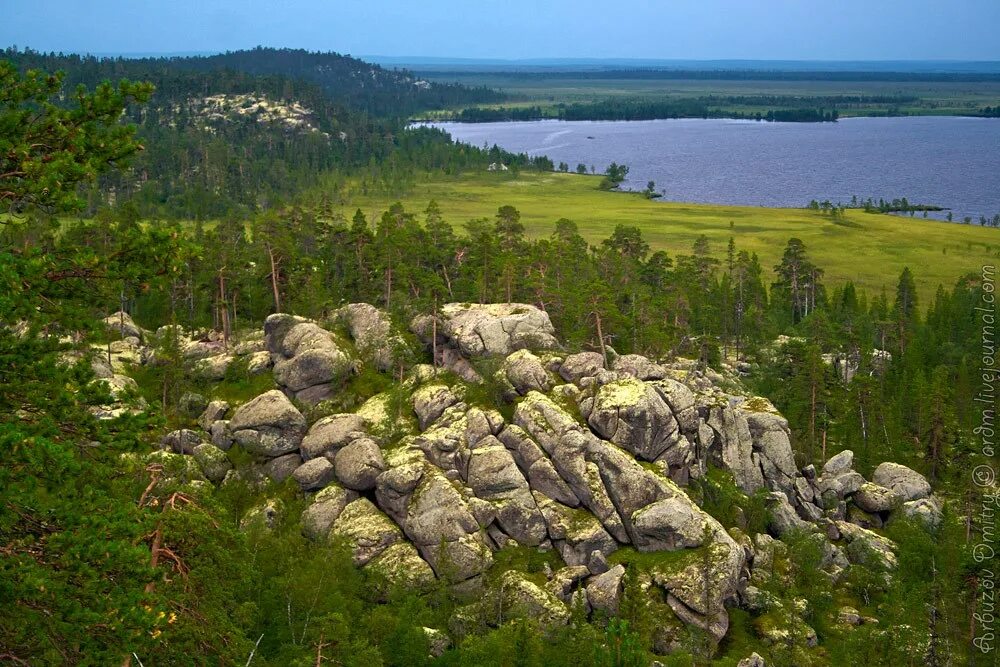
[429,117,1000,222]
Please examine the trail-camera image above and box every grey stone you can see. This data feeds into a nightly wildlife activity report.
[300,413,365,460]
[853,482,903,513]
[899,498,943,529]
[293,457,337,490]
[198,400,230,429]
[737,653,767,667]
[588,549,610,575]
[611,354,668,380]
[872,462,932,501]
[501,349,554,397]
[334,438,386,491]
[586,377,680,461]
[263,453,302,483]
[331,498,402,566]
[766,492,813,537]
[586,564,625,616]
[192,443,231,483]
[301,484,357,540]
[210,420,233,450]
[336,303,406,372]
[412,384,459,430]
[559,351,605,383]
[436,302,560,357]
[161,429,201,455]
[229,390,306,457]
[822,450,854,477]
[103,311,143,340]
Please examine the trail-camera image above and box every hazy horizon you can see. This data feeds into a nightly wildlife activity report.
[4,0,1000,62]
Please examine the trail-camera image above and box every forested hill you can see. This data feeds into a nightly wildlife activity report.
[162,47,506,117]
[1,48,529,218]
[5,46,505,118]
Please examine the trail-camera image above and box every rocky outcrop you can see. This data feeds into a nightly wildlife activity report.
[266,314,354,404]
[229,390,306,457]
[872,462,932,501]
[499,349,554,397]
[108,303,944,659]
[582,377,680,462]
[335,303,410,372]
[103,310,144,341]
[334,438,385,491]
[414,302,559,359]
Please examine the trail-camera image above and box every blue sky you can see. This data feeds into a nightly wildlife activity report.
[3,0,999,61]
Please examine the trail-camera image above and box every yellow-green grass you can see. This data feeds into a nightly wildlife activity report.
[336,171,1000,303]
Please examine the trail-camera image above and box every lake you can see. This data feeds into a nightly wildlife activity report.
[428,116,1000,222]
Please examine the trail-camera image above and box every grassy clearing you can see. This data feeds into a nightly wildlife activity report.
[335,171,1000,303]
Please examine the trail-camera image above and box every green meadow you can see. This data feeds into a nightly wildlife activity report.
[338,171,1000,302]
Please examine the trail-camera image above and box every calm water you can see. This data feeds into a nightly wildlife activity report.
[430,116,1000,222]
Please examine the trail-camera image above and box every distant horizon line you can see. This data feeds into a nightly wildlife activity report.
[8,46,1000,72]
[8,47,999,65]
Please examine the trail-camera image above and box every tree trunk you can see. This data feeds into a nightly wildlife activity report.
[267,245,281,313]
[219,269,230,350]
[594,310,607,367]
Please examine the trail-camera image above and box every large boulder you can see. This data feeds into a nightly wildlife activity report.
[300,413,365,460]
[263,452,302,483]
[586,564,625,616]
[583,377,680,462]
[198,400,230,430]
[500,349,553,397]
[649,530,745,642]
[161,429,202,455]
[334,438,386,491]
[366,541,435,587]
[263,313,310,354]
[765,492,813,537]
[559,352,605,383]
[302,484,357,540]
[513,392,628,543]
[412,384,459,430]
[103,311,143,340]
[822,450,855,477]
[331,498,403,566]
[495,571,570,628]
[899,498,943,529]
[270,320,353,403]
[293,457,337,491]
[466,438,547,546]
[534,493,617,566]
[836,521,897,570]
[707,406,765,494]
[612,354,668,381]
[872,462,932,501]
[192,443,232,483]
[399,466,493,581]
[229,390,306,457]
[428,303,559,357]
[853,482,903,513]
[745,411,797,494]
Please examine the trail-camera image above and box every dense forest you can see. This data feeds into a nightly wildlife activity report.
[453,99,840,123]
[1,48,541,219]
[1,54,995,666]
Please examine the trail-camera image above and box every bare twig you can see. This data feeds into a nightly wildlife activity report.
[245,633,264,666]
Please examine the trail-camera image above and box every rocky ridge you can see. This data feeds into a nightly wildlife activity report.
[103,303,941,655]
